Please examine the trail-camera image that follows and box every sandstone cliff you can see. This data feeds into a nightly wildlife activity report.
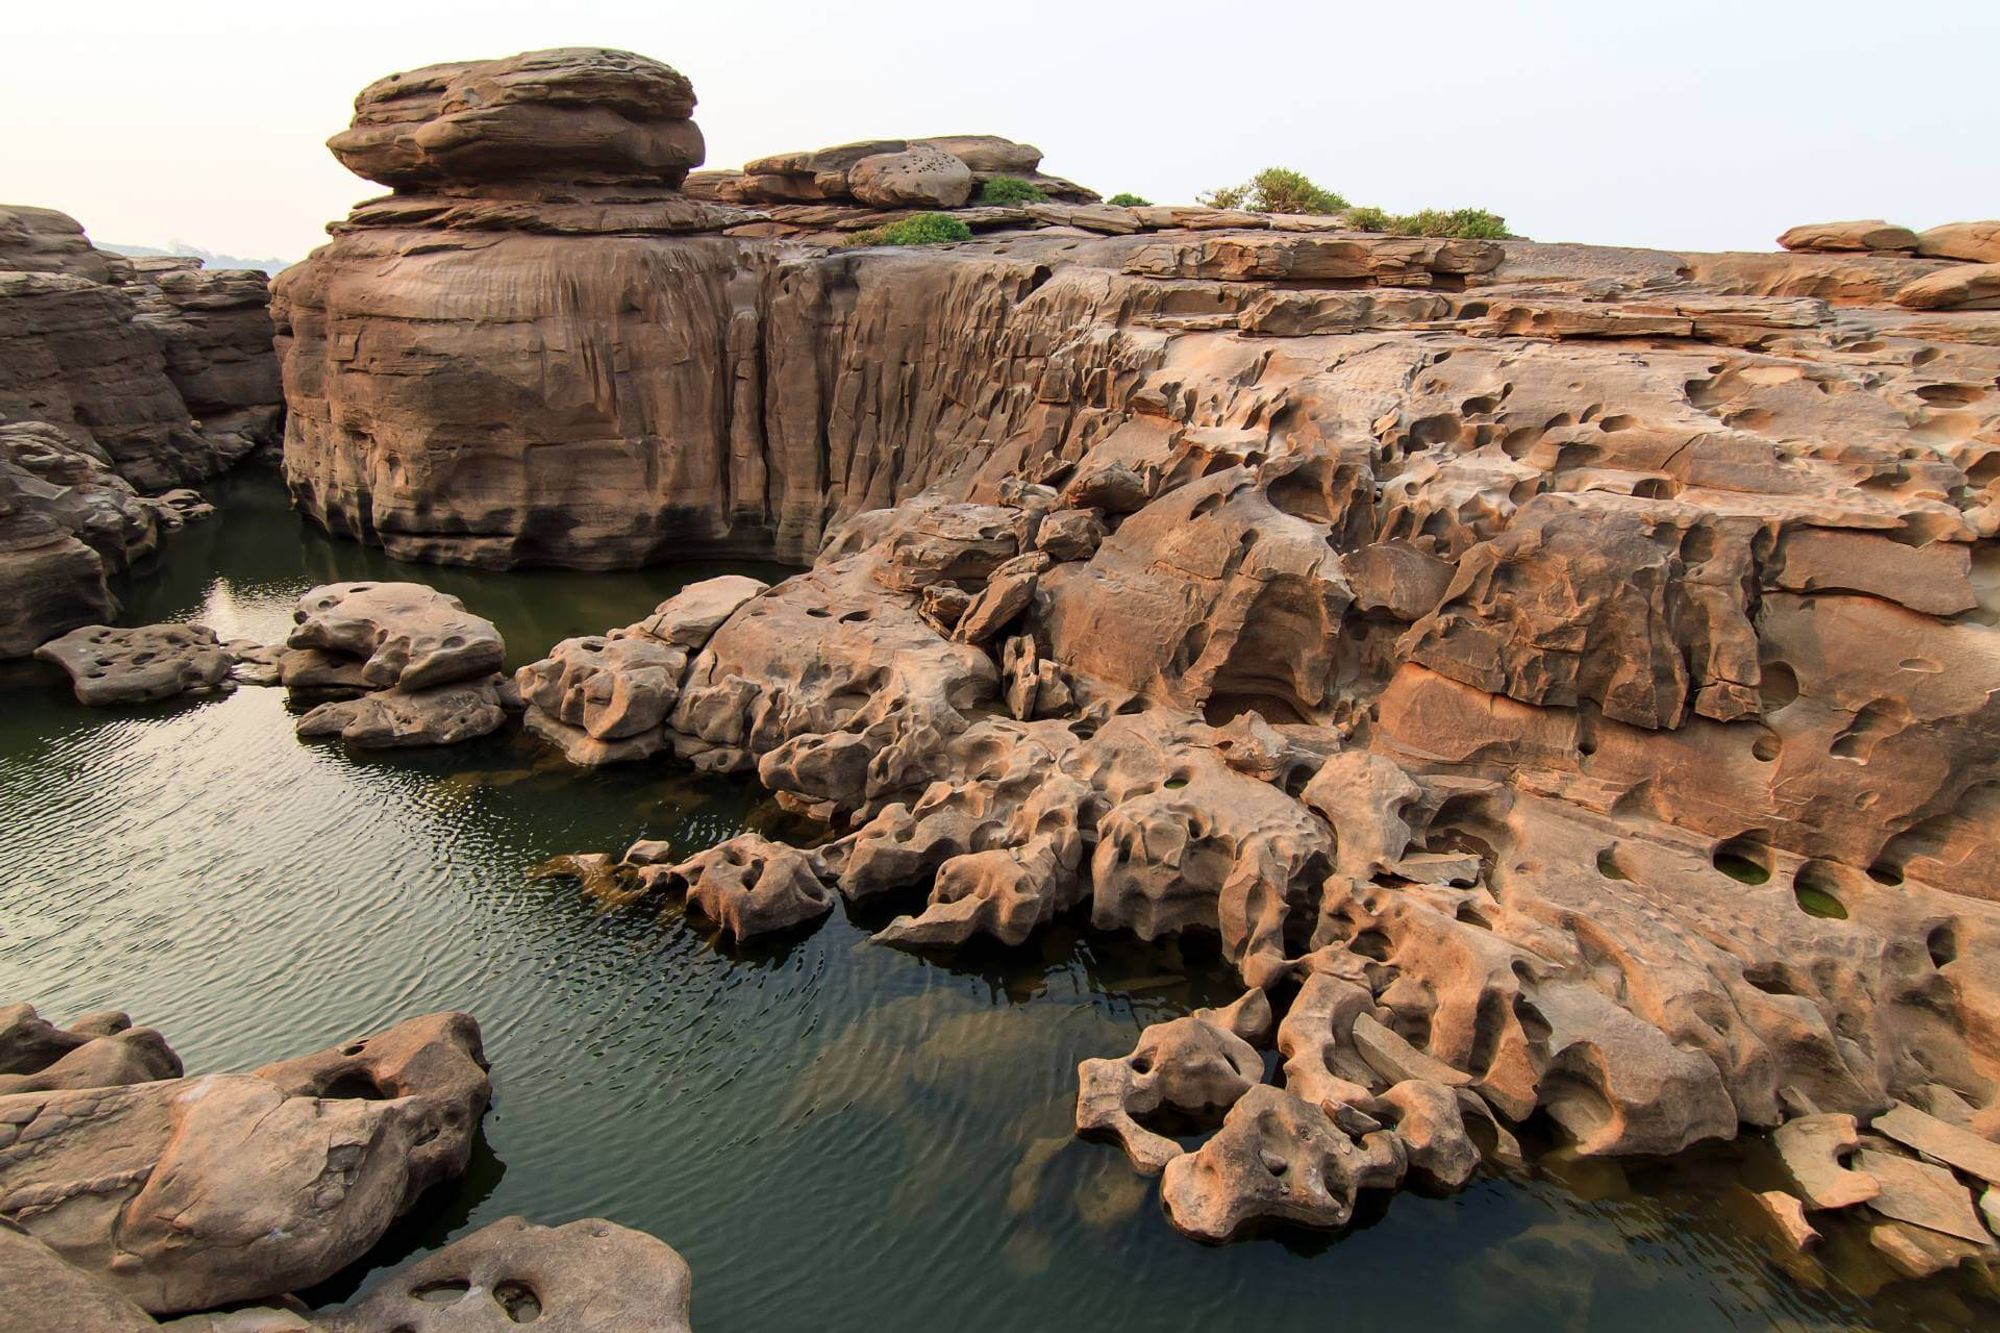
[0,206,285,655]
[284,47,2000,1270]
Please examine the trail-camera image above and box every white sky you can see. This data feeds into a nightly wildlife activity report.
[4,0,1996,263]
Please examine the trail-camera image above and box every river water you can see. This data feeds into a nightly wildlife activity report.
[1,471,1992,1330]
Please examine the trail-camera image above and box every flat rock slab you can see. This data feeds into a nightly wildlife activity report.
[34,622,231,705]
[1855,1148,1993,1245]
[1872,1101,2000,1187]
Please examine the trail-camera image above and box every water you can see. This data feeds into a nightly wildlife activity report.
[1,471,1994,1331]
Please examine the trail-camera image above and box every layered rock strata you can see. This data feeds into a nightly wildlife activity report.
[287,48,2000,1275]
[0,206,283,656]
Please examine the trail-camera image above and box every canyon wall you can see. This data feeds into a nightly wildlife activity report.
[281,48,2000,1262]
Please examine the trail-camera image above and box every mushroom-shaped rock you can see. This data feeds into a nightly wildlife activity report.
[1074,991,1270,1175]
[316,1215,693,1332]
[34,623,232,705]
[288,582,504,691]
[1159,1085,1397,1241]
[645,833,835,940]
[328,48,704,191]
[1777,221,1918,253]
[846,145,974,210]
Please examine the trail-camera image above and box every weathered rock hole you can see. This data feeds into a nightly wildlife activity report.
[1927,923,1957,968]
[1349,929,1393,962]
[493,1280,542,1322]
[1867,859,1904,886]
[1915,383,1985,406]
[1743,962,1802,996]
[1595,846,1629,881]
[413,1279,471,1302]
[1711,836,1771,885]
[1791,861,1848,920]
[1751,732,1781,763]
[1759,662,1800,711]
[323,1070,390,1100]
[1597,414,1638,433]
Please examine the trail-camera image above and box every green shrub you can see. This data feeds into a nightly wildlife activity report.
[977,176,1048,205]
[1344,205,1392,232]
[1201,167,1347,215]
[1389,207,1509,240]
[849,213,975,247]
[1106,192,1152,207]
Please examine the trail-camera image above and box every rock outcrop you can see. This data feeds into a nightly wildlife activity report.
[0,205,281,492]
[0,205,283,657]
[0,1012,490,1315]
[278,48,2000,1278]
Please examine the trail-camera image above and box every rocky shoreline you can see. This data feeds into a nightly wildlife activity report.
[5,39,1999,1328]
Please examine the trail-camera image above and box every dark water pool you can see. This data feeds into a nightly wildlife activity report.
[1,471,1993,1330]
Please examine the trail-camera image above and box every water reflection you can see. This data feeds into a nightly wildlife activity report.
[0,472,1994,1330]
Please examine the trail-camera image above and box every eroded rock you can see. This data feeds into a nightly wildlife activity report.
[34,623,232,705]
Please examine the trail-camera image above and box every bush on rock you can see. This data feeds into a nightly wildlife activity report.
[978,175,1048,205]
[851,213,976,247]
[1201,167,1348,215]
[1106,191,1152,207]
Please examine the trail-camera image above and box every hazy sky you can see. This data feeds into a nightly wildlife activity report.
[5,0,1995,262]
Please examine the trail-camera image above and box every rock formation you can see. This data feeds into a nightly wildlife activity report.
[0,1008,702,1331]
[270,44,2000,1281]
[315,1215,693,1332]
[35,622,234,705]
[282,582,516,746]
[0,206,282,657]
[0,1012,490,1315]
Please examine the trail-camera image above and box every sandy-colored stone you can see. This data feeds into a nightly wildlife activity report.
[1778,220,1917,253]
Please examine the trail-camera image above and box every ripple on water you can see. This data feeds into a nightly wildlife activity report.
[3,472,1995,1332]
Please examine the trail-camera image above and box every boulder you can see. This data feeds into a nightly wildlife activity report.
[1772,1113,1880,1210]
[288,583,504,691]
[316,1215,692,1332]
[327,48,703,190]
[1159,1085,1399,1241]
[1915,220,2000,264]
[0,1025,181,1096]
[846,145,974,210]
[34,623,233,705]
[1894,260,2000,310]
[1777,220,1918,253]
[0,1225,157,1333]
[0,1013,490,1314]
[295,675,509,748]
[1074,992,1269,1174]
